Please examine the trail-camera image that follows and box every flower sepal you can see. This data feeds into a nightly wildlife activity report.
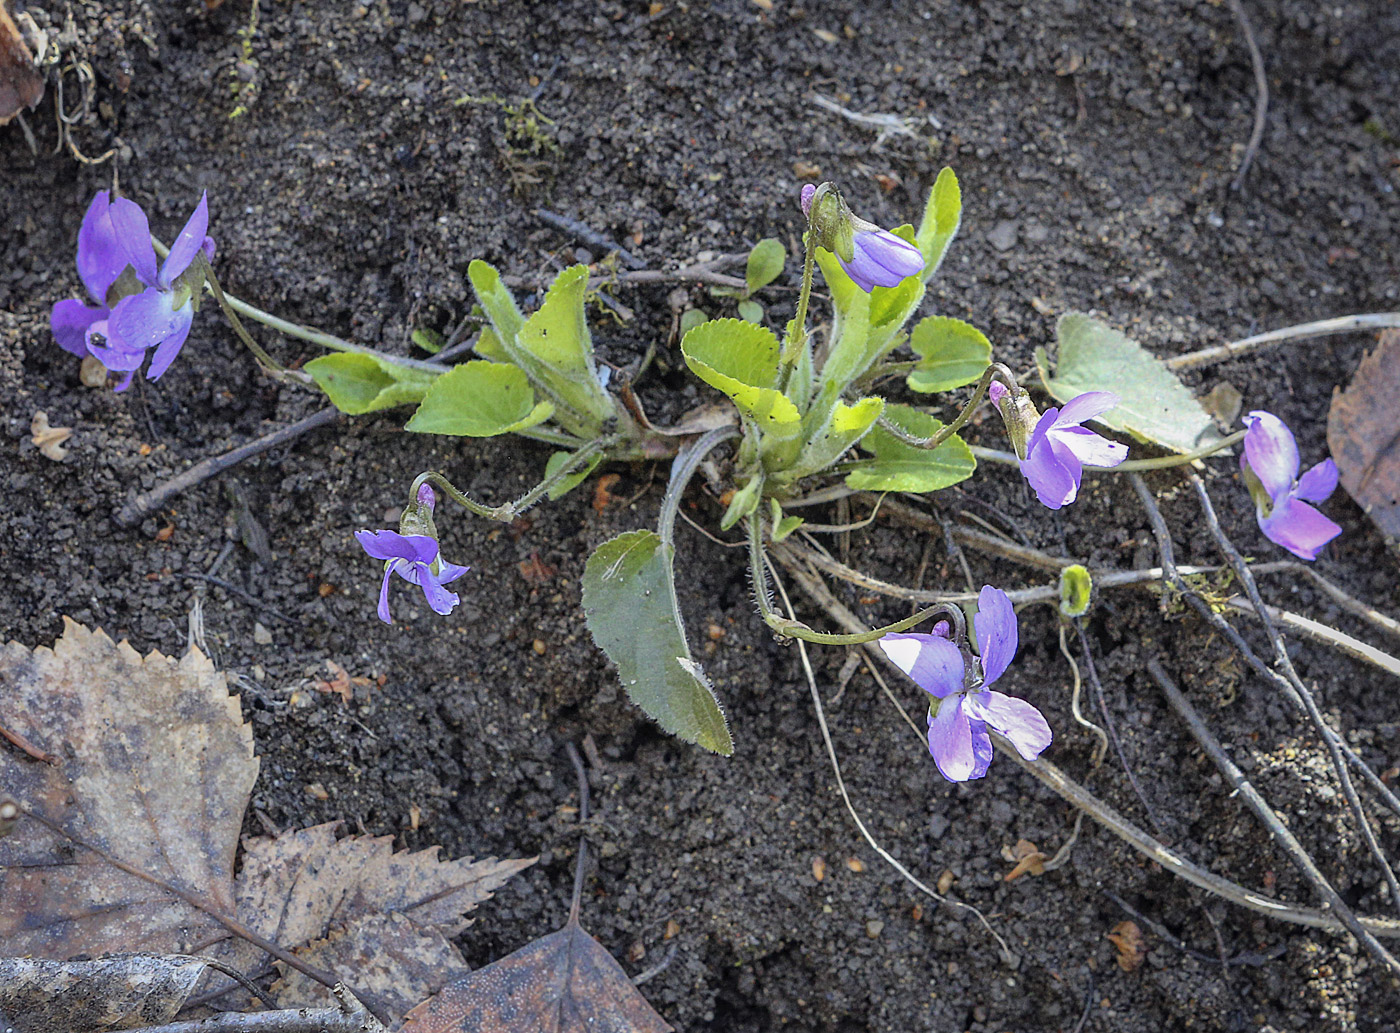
[800,182,856,263]
[987,380,1041,461]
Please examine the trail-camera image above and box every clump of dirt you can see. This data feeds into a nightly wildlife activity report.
[3,1,1399,1030]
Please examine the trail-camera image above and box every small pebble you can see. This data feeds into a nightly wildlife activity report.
[987,220,1019,252]
[865,920,884,939]
[253,622,273,645]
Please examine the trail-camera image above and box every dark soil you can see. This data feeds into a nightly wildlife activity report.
[4,1,1400,1030]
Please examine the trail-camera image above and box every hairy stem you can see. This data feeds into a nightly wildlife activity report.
[875,363,1016,451]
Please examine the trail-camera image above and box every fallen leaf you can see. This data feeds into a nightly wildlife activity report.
[518,552,557,585]
[400,918,671,1033]
[0,619,259,958]
[0,955,208,1033]
[1001,838,1048,881]
[29,412,72,461]
[0,620,534,1026]
[0,0,44,126]
[593,472,622,515]
[1328,330,1400,549]
[845,856,865,873]
[1106,920,1145,972]
[314,659,353,704]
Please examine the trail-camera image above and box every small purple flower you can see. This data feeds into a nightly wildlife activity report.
[51,191,213,390]
[355,529,470,625]
[800,183,924,292]
[1013,390,1128,510]
[879,586,1052,782]
[1240,410,1341,561]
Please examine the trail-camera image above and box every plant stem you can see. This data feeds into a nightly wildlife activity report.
[412,434,618,523]
[1166,312,1400,372]
[970,429,1246,472]
[875,363,1016,451]
[780,236,816,367]
[658,426,742,547]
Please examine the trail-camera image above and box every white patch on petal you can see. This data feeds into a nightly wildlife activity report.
[879,636,922,675]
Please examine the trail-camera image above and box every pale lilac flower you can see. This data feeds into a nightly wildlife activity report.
[800,183,923,292]
[52,191,213,390]
[355,530,470,625]
[1240,410,1341,561]
[1017,391,1128,510]
[879,586,1051,782]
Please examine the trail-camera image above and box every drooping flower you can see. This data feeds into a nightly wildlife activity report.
[51,191,213,390]
[355,484,469,624]
[993,384,1128,510]
[800,182,924,292]
[879,586,1052,782]
[1240,410,1341,561]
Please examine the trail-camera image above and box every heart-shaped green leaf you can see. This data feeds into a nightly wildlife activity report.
[305,353,439,415]
[405,360,554,437]
[582,530,733,755]
[745,238,787,295]
[845,403,976,492]
[1037,313,1223,454]
[907,316,991,393]
[682,319,802,466]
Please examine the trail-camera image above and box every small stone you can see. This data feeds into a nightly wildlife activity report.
[865,919,884,939]
[79,355,110,387]
[532,638,547,655]
[305,782,330,801]
[987,220,1019,252]
[253,622,273,645]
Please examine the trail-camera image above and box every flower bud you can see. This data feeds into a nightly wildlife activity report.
[800,182,856,264]
[400,484,441,539]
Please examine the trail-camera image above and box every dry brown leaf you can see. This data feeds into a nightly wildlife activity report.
[314,659,353,704]
[0,619,259,957]
[0,955,208,1033]
[217,822,534,1013]
[1001,838,1048,882]
[1328,330,1400,549]
[592,472,622,515]
[1106,920,1146,972]
[29,412,73,461]
[400,917,671,1033]
[0,0,44,126]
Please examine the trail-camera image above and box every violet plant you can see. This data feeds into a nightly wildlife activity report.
[48,173,1335,772]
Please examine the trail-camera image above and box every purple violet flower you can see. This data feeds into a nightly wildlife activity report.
[355,529,470,625]
[879,586,1052,782]
[800,183,924,292]
[51,191,213,390]
[998,386,1128,510]
[1240,410,1341,561]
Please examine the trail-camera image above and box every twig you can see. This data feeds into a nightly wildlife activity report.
[564,741,590,927]
[1226,0,1269,191]
[1058,622,1108,767]
[1146,659,1400,975]
[534,209,645,269]
[115,408,341,528]
[631,942,678,987]
[1165,313,1400,372]
[1226,597,1400,679]
[0,720,57,765]
[774,543,1400,940]
[1103,891,1285,967]
[1183,471,1400,915]
[119,1003,385,1033]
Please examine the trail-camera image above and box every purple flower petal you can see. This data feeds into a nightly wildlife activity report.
[161,192,210,288]
[107,198,161,287]
[966,690,1052,760]
[1054,390,1120,427]
[75,191,129,304]
[927,697,978,782]
[1259,496,1342,561]
[435,561,472,584]
[376,563,397,624]
[109,288,184,355]
[1295,458,1338,504]
[973,586,1017,686]
[355,529,439,564]
[1020,432,1080,510]
[51,299,108,357]
[846,229,923,289]
[415,567,462,616]
[84,327,148,372]
[1055,425,1129,468]
[879,632,965,699]
[144,303,195,380]
[1242,411,1299,501]
[800,184,816,217]
[968,717,993,779]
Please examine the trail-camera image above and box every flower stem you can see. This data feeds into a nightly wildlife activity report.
[875,362,1017,450]
[411,434,618,523]
[748,508,958,644]
[1111,430,1246,470]
[780,236,816,367]
[658,426,742,547]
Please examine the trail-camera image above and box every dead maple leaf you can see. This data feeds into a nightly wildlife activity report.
[0,0,44,126]
[1106,920,1146,972]
[0,619,259,958]
[29,412,73,461]
[1328,330,1400,551]
[1001,838,1048,882]
[0,955,208,1033]
[0,620,533,1026]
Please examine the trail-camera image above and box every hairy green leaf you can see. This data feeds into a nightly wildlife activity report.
[745,238,787,295]
[907,316,991,393]
[785,396,885,483]
[845,403,976,492]
[411,328,444,354]
[582,531,733,755]
[1037,313,1223,454]
[543,449,604,500]
[916,166,962,282]
[305,353,439,415]
[405,361,554,437]
[682,319,802,467]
